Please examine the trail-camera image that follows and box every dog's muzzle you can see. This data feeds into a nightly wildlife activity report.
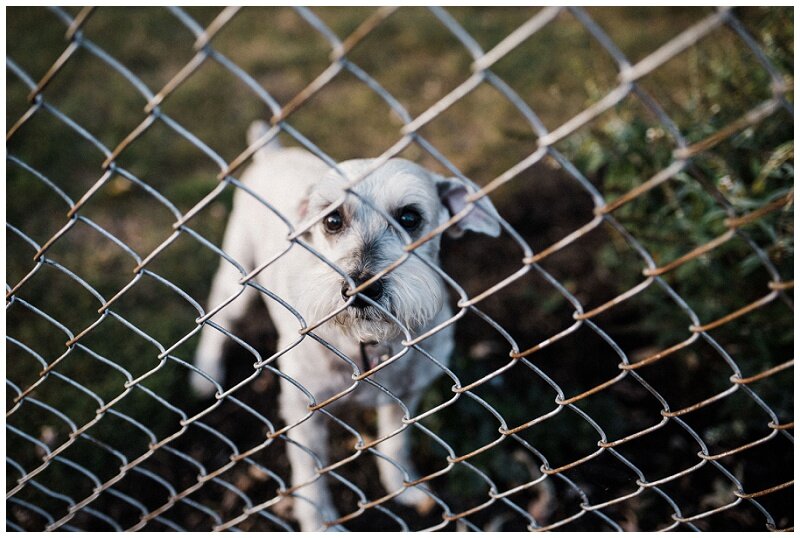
[341,274,385,309]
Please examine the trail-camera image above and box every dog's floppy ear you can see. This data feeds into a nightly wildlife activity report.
[436,176,501,238]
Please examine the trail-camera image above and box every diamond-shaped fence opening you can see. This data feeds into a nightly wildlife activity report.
[6,6,793,532]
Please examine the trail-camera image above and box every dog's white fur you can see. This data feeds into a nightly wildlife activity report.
[191,122,500,530]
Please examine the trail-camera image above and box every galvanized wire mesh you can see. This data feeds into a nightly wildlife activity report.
[6,6,794,532]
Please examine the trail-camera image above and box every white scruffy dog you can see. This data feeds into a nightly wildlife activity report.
[191,122,500,531]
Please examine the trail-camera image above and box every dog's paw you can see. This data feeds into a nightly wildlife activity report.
[395,485,436,515]
[189,366,220,398]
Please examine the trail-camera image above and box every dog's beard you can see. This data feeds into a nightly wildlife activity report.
[339,264,445,343]
[334,307,399,343]
[299,258,445,344]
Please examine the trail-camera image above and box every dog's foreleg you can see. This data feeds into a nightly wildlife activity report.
[375,399,435,513]
[191,203,257,396]
[279,379,338,531]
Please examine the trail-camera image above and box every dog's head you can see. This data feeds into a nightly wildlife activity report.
[296,158,501,343]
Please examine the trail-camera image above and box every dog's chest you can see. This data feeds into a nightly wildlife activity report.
[279,336,445,409]
[337,344,441,407]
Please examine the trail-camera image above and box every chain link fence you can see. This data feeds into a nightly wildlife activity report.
[6,6,793,532]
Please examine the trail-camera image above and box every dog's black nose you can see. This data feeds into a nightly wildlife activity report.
[342,274,384,306]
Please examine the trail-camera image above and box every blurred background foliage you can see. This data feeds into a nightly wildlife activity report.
[6,6,793,531]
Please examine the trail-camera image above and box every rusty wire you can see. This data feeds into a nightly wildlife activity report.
[6,6,794,532]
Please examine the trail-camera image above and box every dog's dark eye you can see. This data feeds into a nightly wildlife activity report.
[324,210,344,233]
[397,206,422,231]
